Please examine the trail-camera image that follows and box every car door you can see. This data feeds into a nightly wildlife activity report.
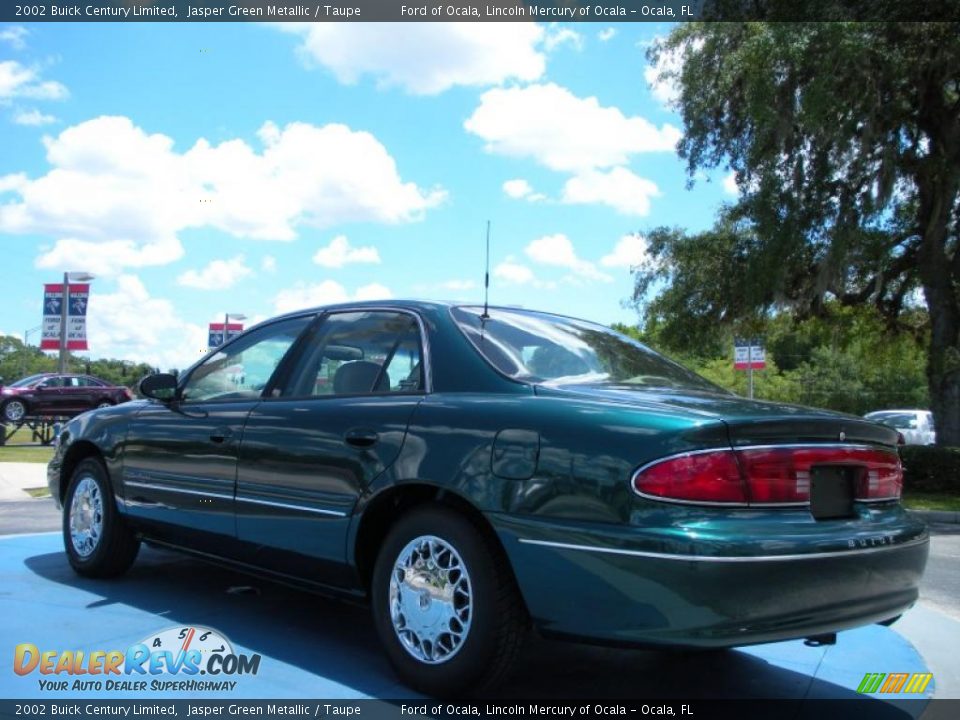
[32,376,70,415]
[58,376,93,413]
[121,315,313,553]
[235,309,427,586]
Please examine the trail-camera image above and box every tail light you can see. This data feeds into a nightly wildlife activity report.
[633,445,902,505]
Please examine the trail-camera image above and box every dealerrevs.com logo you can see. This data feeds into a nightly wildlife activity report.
[13,626,261,693]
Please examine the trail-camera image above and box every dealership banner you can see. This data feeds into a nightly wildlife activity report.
[40,284,89,352]
[208,323,244,349]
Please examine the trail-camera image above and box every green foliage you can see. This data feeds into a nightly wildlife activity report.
[618,303,930,417]
[0,335,152,389]
[644,16,960,443]
[899,446,960,492]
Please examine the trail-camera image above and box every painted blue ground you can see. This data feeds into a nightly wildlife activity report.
[0,532,933,707]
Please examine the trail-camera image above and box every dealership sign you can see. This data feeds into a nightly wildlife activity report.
[734,337,765,370]
[208,323,243,349]
[40,284,89,351]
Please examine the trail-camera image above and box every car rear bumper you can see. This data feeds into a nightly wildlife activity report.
[489,509,929,648]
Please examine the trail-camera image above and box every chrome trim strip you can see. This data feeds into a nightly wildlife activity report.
[630,443,900,507]
[124,480,234,502]
[124,480,348,517]
[234,495,347,517]
[517,535,928,563]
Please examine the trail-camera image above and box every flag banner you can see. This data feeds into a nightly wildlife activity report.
[733,337,765,370]
[208,323,244,349]
[40,283,90,351]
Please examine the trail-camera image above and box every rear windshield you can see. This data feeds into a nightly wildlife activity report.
[452,306,720,392]
[867,413,919,429]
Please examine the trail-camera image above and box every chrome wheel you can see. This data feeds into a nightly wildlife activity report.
[4,400,26,423]
[389,535,473,665]
[96,401,112,409]
[69,476,103,557]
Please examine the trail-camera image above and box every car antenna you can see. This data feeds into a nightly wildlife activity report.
[481,220,491,321]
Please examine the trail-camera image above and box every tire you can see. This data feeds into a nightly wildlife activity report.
[3,399,27,423]
[371,505,527,697]
[63,457,140,578]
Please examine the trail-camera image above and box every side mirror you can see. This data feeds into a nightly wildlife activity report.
[139,373,179,402]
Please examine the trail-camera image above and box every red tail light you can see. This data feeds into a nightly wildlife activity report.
[633,446,902,505]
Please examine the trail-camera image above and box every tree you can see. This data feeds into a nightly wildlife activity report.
[646,17,960,444]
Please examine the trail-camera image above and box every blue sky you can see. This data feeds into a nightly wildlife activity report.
[0,21,736,369]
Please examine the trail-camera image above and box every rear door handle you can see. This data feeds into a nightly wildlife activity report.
[344,428,379,448]
[210,427,233,444]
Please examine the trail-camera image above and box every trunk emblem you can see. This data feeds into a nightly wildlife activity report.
[839,431,846,442]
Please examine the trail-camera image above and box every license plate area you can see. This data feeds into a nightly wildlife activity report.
[810,466,856,519]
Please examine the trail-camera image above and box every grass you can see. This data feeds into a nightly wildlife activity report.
[901,490,960,512]
[24,486,50,498]
[0,425,55,463]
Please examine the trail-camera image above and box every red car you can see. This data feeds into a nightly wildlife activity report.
[0,373,134,423]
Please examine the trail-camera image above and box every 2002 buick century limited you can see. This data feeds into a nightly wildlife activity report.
[48,300,929,695]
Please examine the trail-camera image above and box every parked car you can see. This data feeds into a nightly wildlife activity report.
[47,301,928,695]
[1,373,134,423]
[864,410,936,446]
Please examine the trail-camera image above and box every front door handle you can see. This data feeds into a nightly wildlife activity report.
[210,427,233,444]
[344,428,379,448]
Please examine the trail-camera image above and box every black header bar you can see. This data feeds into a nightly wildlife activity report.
[2,0,959,23]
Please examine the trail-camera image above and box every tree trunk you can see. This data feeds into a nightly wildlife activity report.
[917,173,960,447]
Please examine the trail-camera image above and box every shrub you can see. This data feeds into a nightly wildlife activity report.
[899,446,960,492]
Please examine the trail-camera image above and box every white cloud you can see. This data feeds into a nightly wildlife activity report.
[525,234,612,283]
[273,280,392,314]
[312,235,381,268]
[502,178,547,203]
[561,167,661,216]
[503,179,533,199]
[177,255,253,290]
[600,234,648,269]
[0,116,443,273]
[494,258,535,285]
[0,26,28,50]
[0,173,27,193]
[34,236,185,276]
[465,83,680,172]
[644,36,701,108]
[277,23,546,95]
[0,60,67,101]
[598,28,617,42]
[723,171,739,195]
[543,26,583,52]
[88,275,208,370]
[261,255,277,273]
[12,108,55,126]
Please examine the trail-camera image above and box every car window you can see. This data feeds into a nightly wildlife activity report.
[181,316,311,403]
[452,306,720,392]
[8,374,49,388]
[81,377,106,387]
[39,377,64,388]
[868,413,917,429]
[282,311,424,398]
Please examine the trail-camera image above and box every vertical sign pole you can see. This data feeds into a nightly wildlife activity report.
[223,312,229,347]
[58,272,69,374]
[747,341,754,399]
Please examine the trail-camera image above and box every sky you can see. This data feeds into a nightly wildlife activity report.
[0,21,738,370]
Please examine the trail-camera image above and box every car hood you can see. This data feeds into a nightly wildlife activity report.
[534,384,899,447]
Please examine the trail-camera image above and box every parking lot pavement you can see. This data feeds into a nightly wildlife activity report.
[0,531,937,708]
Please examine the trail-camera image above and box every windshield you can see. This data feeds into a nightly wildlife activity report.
[8,374,50,388]
[452,307,721,392]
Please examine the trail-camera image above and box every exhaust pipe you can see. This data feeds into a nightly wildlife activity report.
[804,633,837,647]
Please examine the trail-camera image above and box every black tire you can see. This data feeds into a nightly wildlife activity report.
[63,457,140,578]
[2,399,28,423]
[371,504,527,697]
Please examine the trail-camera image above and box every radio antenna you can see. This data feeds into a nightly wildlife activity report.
[481,220,491,319]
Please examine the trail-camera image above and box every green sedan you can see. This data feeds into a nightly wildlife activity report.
[47,300,928,696]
